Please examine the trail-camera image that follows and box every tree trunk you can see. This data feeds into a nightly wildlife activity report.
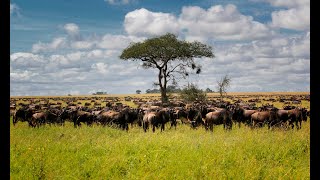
[161,89,168,104]
[158,68,168,104]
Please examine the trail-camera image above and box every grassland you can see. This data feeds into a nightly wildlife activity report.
[10,119,310,179]
[10,92,310,179]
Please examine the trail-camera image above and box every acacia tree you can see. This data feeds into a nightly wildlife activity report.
[120,33,214,103]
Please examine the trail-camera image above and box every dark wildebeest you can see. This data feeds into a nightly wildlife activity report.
[57,108,74,125]
[174,108,188,124]
[46,108,64,125]
[186,107,206,129]
[250,108,277,128]
[203,107,233,132]
[287,107,308,129]
[232,106,259,127]
[152,109,175,132]
[70,110,94,128]
[30,112,46,127]
[95,110,115,127]
[13,108,35,127]
[29,108,64,127]
[268,107,308,130]
[142,111,156,132]
[268,108,290,129]
[163,108,177,130]
[142,108,174,132]
[113,108,131,131]
[95,108,130,130]
[126,108,142,128]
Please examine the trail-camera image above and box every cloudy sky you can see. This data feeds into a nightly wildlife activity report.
[10,0,310,96]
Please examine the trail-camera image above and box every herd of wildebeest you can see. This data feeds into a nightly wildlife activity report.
[10,94,310,132]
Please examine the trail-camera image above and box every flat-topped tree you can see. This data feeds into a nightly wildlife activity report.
[120,33,214,103]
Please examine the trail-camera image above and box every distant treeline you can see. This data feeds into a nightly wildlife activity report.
[92,92,108,95]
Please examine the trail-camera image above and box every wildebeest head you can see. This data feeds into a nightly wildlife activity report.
[187,108,204,129]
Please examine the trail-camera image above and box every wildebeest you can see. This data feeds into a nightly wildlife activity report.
[94,108,130,130]
[250,108,277,128]
[174,108,188,124]
[142,111,156,132]
[267,108,291,129]
[142,108,175,132]
[69,109,94,128]
[13,107,35,127]
[186,107,206,129]
[27,108,66,127]
[126,108,142,128]
[287,107,308,129]
[232,106,259,127]
[203,107,233,132]
[268,107,308,130]
[29,112,46,127]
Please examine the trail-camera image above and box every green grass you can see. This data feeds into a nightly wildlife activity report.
[10,118,310,179]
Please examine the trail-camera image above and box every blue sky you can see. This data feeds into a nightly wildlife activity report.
[10,0,310,95]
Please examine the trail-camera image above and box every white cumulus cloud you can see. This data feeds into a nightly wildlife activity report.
[124,5,273,41]
[179,4,272,41]
[124,8,180,37]
[32,37,67,53]
[98,34,144,49]
[262,0,310,30]
[10,52,45,68]
[10,70,38,81]
[91,63,109,74]
[271,6,309,31]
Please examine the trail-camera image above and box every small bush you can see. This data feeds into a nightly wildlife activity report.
[179,83,207,103]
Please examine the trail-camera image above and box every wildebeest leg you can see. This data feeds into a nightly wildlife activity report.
[296,121,300,130]
[203,121,208,131]
[74,119,78,128]
[251,120,256,129]
[13,115,17,126]
[169,120,176,130]
[87,121,93,127]
[298,121,301,130]
[143,122,147,132]
[226,121,232,130]
[209,124,213,132]
[289,120,294,129]
[74,116,81,128]
[268,120,274,129]
[299,120,302,129]
[152,125,156,133]
[161,123,165,132]
[28,120,33,127]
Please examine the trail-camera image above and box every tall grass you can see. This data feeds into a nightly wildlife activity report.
[10,118,310,179]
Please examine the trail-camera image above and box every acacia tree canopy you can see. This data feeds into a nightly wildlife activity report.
[120,33,214,103]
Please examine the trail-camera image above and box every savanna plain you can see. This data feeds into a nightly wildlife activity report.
[10,92,310,179]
